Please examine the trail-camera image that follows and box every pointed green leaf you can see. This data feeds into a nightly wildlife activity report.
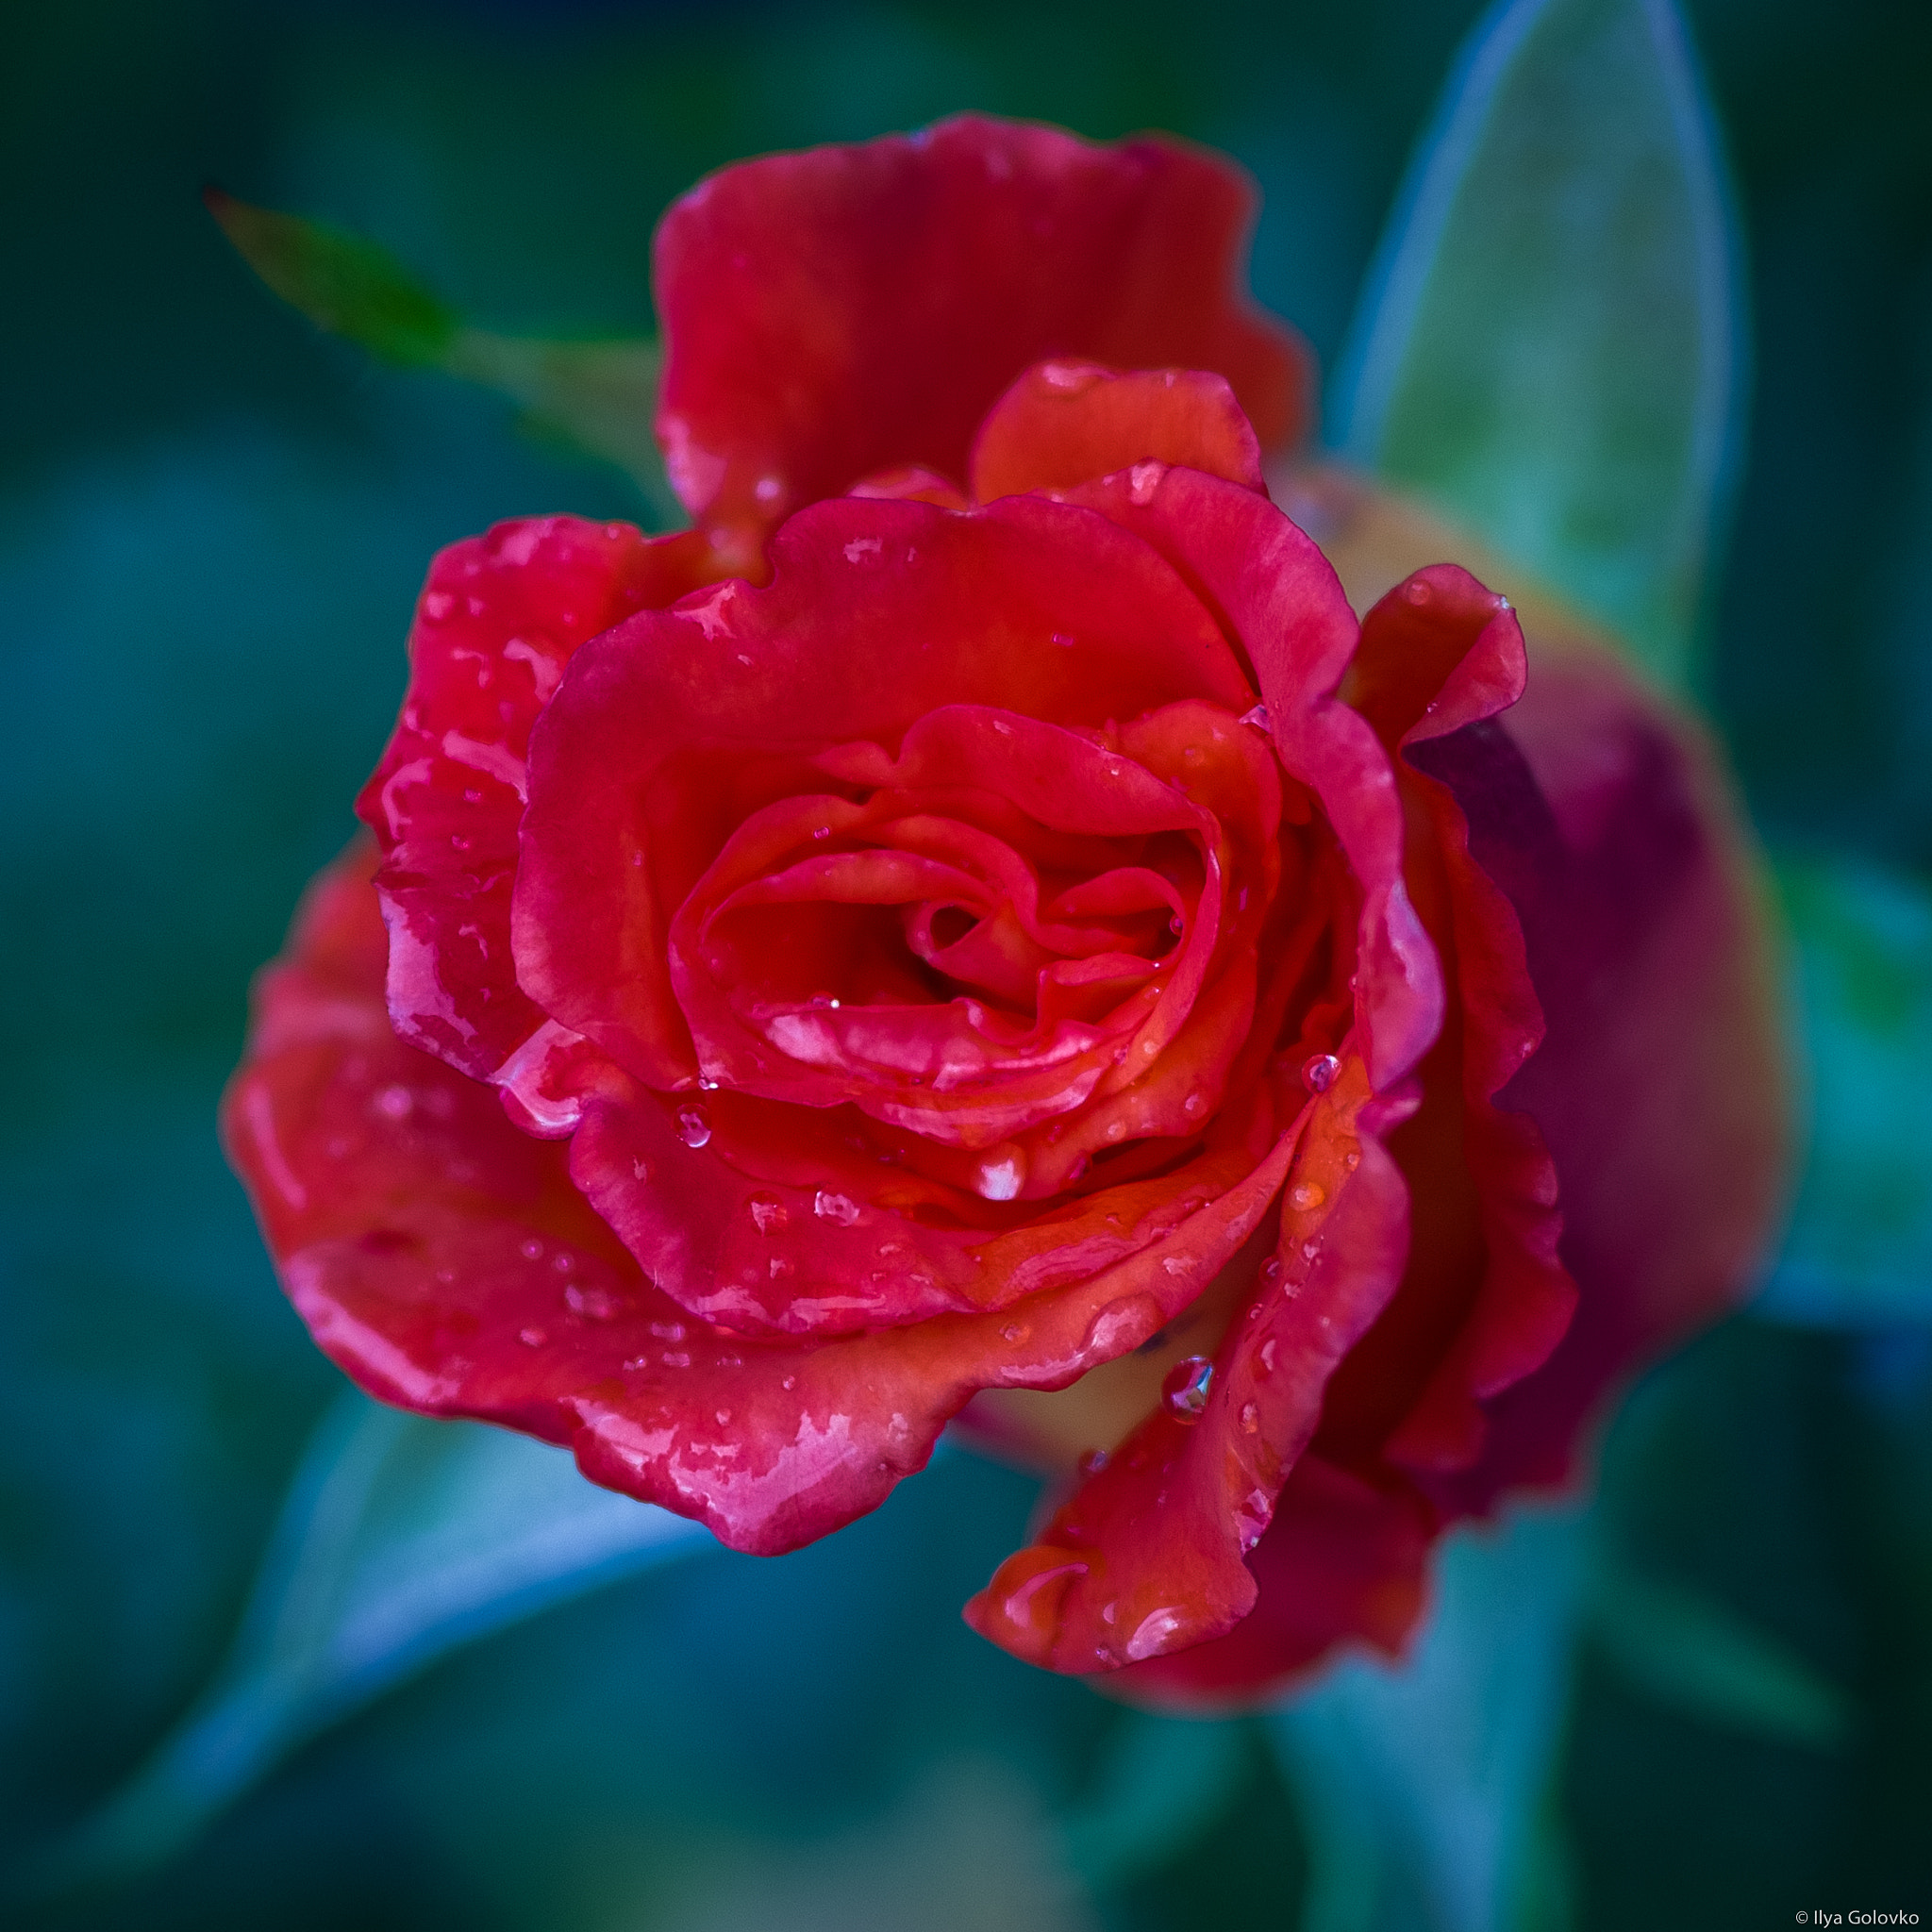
[1270,1503,1587,1932]
[1757,857,1932,1327]
[205,188,461,368]
[1584,1550,1852,1749]
[34,1393,709,1896]
[207,192,676,517]
[1333,0,1741,691]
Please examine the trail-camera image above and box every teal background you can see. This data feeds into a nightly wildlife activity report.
[4,1,1930,1925]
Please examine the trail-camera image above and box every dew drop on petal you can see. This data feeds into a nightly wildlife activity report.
[749,1193,790,1235]
[520,1238,544,1261]
[1128,459,1164,505]
[1259,1338,1278,1374]
[1290,1181,1325,1210]
[564,1283,621,1321]
[782,1374,797,1391]
[1240,703,1271,732]
[373,1084,414,1122]
[1078,1448,1110,1477]
[1301,1053,1340,1094]
[1260,1256,1283,1288]
[770,1257,795,1279]
[662,1350,691,1368]
[1182,1090,1207,1116]
[1240,1401,1260,1435]
[999,1322,1029,1343]
[677,1105,712,1148]
[631,1158,650,1182]
[715,1407,732,1425]
[975,1152,1024,1202]
[1161,1355,1214,1421]
[518,1326,547,1347]
[813,1189,860,1224]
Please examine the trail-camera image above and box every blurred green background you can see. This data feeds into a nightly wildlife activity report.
[3,1,1930,1925]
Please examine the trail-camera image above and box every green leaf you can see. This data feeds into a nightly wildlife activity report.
[1757,858,1932,1327]
[1333,0,1741,691]
[1269,1503,1587,1932]
[32,1393,709,1897]
[204,188,461,368]
[1058,1709,1249,1890]
[207,191,678,521]
[1584,1549,1852,1750]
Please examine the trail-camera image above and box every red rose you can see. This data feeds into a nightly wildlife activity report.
[225,116,1786,1705]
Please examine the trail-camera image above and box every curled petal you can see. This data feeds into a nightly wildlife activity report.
[1412,642,1790,1512]
[654,114,1307,530]
[354,516,722,1078]
[970,360,1266,502]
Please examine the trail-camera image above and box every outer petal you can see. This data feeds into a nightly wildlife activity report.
[969,361,1266,502]
[654,115,1307,530]
[1414,641,1790,1512]
[354,517,723,1079]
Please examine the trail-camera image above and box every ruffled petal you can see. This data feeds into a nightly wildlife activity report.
[969,360,1266,502]
[1066,464,1444,1092]
[654,115,1307,531]
[964,1051,1420,1671]
[354,516,722,1079]
[1319,568,1577,1478]
[514,495,1256,1089]
[223,844,1303,1555]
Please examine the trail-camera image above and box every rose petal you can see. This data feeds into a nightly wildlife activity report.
[1410,642,1790,1513]
[654,114,1307,530]
[970,360,1266,502]
[964,1052,1421,1672]
[514,496,1255,1090]
[1068,464,1444,1092]
[226,846,1301,1557]
[355,516,721,1078]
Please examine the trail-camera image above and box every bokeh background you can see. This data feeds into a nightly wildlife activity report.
[4,1,1930,1926]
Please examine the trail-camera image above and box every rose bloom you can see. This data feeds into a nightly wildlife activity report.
[225,117,1787,1705]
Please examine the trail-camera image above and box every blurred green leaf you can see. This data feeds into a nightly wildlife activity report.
[1333,0,1740,691]
[33,1393,709,1897]
[207,190,678,522]
[1058,1709,1249,1890]
[1757,858,1932,1327]
[1269,1503,1587,1932]
[1584,1549,1852,1751]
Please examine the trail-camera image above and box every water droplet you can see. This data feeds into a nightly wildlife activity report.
[1051,631,1075,648]
[749,1194,790,1235]
[876,1240,908,1260]
[715,1407,732,1425]
[1182,744,1205,765]
[1161,1355,1214,1421]
[423,591,455,620]
[1259,1338,1278,1374]
[1161,1255,1194,1277]
[1290,1181,1325,1210]
[632,1158,650,1182]
[1240,1401,1259,1434]
[999,1321,1029,1343]
[1301,1052,1340,1094]
[1182,1090,1206,1116]
[1344,1149,1360,1170]
[450,833,472,852]
[813,1189,860,1224]
[1240,703,1271,732]
[677,1104,712,1148]
[1260,1257,1283,1287]
[1405,576,1433,605]
[519,1325,547,1347]
[552,1251,575,1273]
[662,1350,691,1368]
[565,1283,621,1320]
[782,1374,798,1391]
[649,1320,686,1341]
[755,475,783,505]
[991,718,1014,736]
[975,1152,1024,1201]
[520,1238,544,1261]
[372,1084,414,1122]
[1302,1240,1320,1258]
[1128,459,1165,505]
[1079,1448,1111,1477]
[1106,1121,1126,1141]
[770,1257,795,1279]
